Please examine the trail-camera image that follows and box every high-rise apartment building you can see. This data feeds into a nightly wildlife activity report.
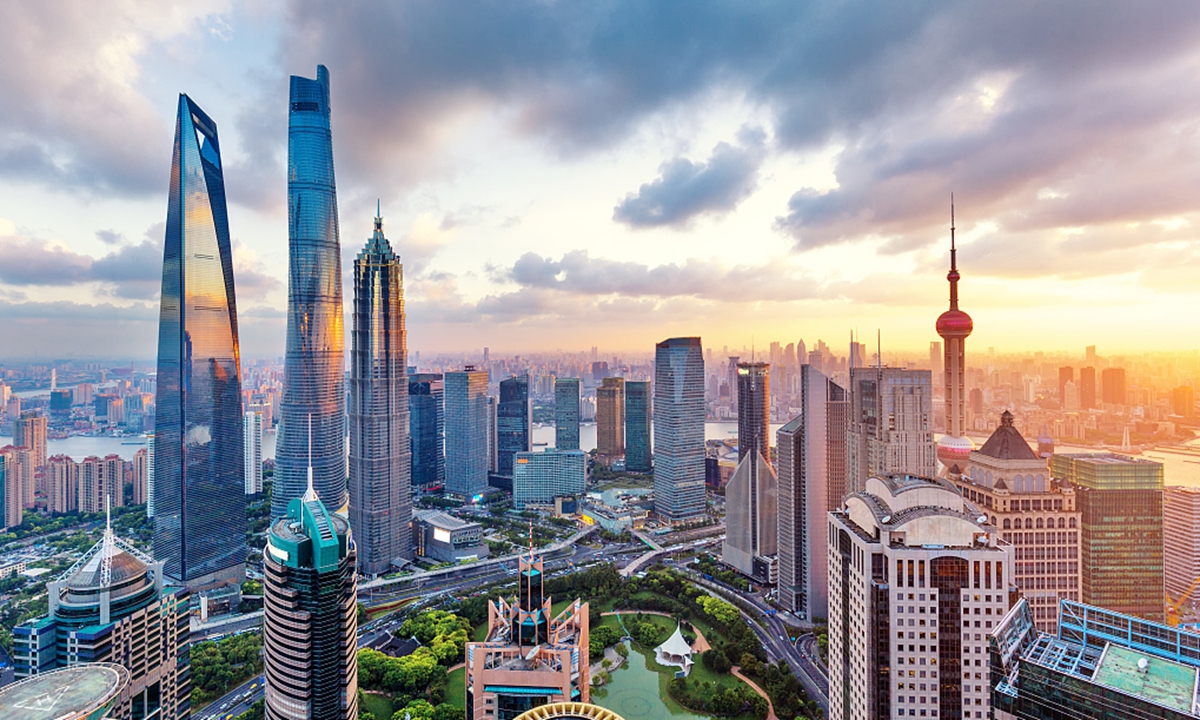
[1057,366,1074,403]
[513,450,587,509]
[1101,368,1126,406]
[847,366,936,493]
[725,363,776,579]
[936,207,975,474]
[465,552,589,720]
[79,455,124,514]
[596,377,625,465]
[278,65,346,517]
[1,445,34,511]
[1078,366,1096,409]
[264,481,358,720]
[13,411,47,470]
[444,368,489,500]
[554,378,581,451]
[244,411,264,495]
[409,373,445,490]
[1049,453,1164,621]
[828,473,1012,720]
[349,208,413,574]
[624,380,652,472]
[777,364,848,619]
[132,447,148,505]
[14,518,191,720]
[1163,485,1200,623]
[497,375,532,478]
[956,412,1080,633]
[47,455,79,515]
[654,337,706,523]
[153,94,247,590]
[0,449,22,530]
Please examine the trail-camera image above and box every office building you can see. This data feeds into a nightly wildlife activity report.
[79,455,124,514]
[245,411,263,495]
[513,450,586,509]
[412,510,489,562]
[132,448,148,505]
[827,473,1012,720]
[1079,366,1097,409]
[0,664,130,720]
[349,207,413,574]
[277,65,346,518]
[47,455,79,515]
[624,380,651,472]
[1172,385,1196,418]
[1101,368,1126,406]
[445,368,489,500]
[1163,486,1200,623]
[777,364,848,619]
[724,363,776,580]
[991,598,1200,720]
[1058,367,1074,403]
[936,206,976,474]
[465,552,589,720]
[153,94,247,591]
[847,366,936,494]
[0,449,21,530]
[554,378,581,451]
[653,337,706,523]
[1049,453,1164,621]
[956,412,1080,633]
[487,396,498,475]
[13,516,191,720]
[13,411,47,470]
[498,375,532,478]
[596,378,625,465]
[409,373,445,489]
[263,479,358,720]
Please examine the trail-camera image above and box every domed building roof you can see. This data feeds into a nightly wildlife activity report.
[977,411,1039,461]
[66,545,149,590]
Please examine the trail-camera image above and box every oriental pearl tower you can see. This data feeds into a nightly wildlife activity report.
[936,199,974,475]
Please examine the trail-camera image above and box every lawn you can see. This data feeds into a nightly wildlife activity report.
[445,666,466,710]
[361,691,394,720]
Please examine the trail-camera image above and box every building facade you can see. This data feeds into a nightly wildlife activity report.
[277,64,346,518]
[445,368,490,499]
[498,375,532,478]
[654,338,706,523]
[847,367,937,494]
[554,378,581,452]
[349,209,413,574]
[513,450,587,509]
[412,510,489,562]
[244,411,263,495]
[47,455,79,515]
[0,448,21,530]
[827,473,1012,720]
[596,378,625,465]
[152,94,246,590]
[263,485,358,720]
[132,448,148,506]
[13,411,47,471]
[409,373,445,490]
[624,380,651,472]
[724,363,776,579]
[1164,485,1200,623]
[0,446,32,519]
[79,456,125,515]
[1049,453,1164,622]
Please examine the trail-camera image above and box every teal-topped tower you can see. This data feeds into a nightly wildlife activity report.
[263,433,358,720]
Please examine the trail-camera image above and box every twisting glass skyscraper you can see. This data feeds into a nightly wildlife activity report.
[349,207,412,574]
[277,65,346,517]
[153,94,247,586]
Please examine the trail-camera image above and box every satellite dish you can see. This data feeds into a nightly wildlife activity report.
[881,515,892,524]
[977,515,988,524]
[1138,657,1149,672]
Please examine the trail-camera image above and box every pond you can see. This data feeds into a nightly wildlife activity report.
[591,640,709,720]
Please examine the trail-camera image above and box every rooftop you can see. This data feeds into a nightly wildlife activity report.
[414,510,477,531]
[976,411,1040,461]
[1092,644,1199,715]
[0,663,129,719]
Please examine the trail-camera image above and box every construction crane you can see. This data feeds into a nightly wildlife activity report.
[1165,576,1200,627]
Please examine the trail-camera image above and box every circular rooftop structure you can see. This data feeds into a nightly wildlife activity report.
[514,703,626,720]
[936,308,973,338]
[937,433,976,471]
[0,663,129,720]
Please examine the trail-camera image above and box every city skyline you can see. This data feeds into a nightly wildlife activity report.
[4,5,1200,358]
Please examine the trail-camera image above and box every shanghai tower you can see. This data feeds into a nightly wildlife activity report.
[153,94,247,587]
[349,206,412,574]
[277,65,347,517]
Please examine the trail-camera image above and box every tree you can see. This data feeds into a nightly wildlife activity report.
[702,648,731,674]
[740,652,761,677]
[393,700,435,720]
[696,595,739,625]
[432,704,464,720]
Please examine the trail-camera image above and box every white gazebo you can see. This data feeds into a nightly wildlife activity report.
[655,624,694,677]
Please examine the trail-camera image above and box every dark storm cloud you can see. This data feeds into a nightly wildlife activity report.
[613,128,767,228]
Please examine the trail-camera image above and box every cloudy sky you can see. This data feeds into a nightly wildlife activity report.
[3,1,1200,360]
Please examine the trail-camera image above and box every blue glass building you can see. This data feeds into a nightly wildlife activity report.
[349,208,412,573]
[409,373,445,489]
[624,380,651,472]
[554,377,581,451]
[153,94,247,586]
[497,374,531,478]
[444,369,489,499]
[277,65,347,517]
[653,337,706,522]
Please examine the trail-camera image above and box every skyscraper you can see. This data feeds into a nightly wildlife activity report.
[596,377,625,465]
[277,65,346,518]
[153,94,246,589]
[132,448,148,505]
[936,203,975,474]
[497,375,532,478]
[554,377,581,451]
[724,362,776,579]
[1101,367,1126,406]
[12,411,47,470]
[264,477,358,720]
[0,449,21,530]
[847,366,936,493]
[1163,485,1200,623]
[350,207,412,573]
[47,455,79,515]
[409,373,445,490]
[245,411,263,495]
[777,364,848,619]
[654,337,706,523]
[444,368,489,500]
[1057,366,1074,403]
[79,455,124,514]
[1078,366,1097,409]
[624,380,652,472]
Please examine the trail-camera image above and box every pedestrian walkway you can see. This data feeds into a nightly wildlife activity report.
[731,666,778,720]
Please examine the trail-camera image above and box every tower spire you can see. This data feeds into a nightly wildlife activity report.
[100,494,114,588]
[304,413,317,501]
[374,199,383,235]
[948,193,960,310]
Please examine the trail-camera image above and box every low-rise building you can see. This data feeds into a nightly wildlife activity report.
[513,450,586,510]
[413,510,489,562]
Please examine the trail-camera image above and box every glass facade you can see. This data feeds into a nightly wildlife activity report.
[512,450,586,509]
[153,94,247,584]
[409,373,445,489]
[349,211,412,574]
[624,380,651,472]
[553,378,580,451]
[444,370,489,498]
[497,375,531,478]
[277,65,346,517]
[653,337,706,521]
